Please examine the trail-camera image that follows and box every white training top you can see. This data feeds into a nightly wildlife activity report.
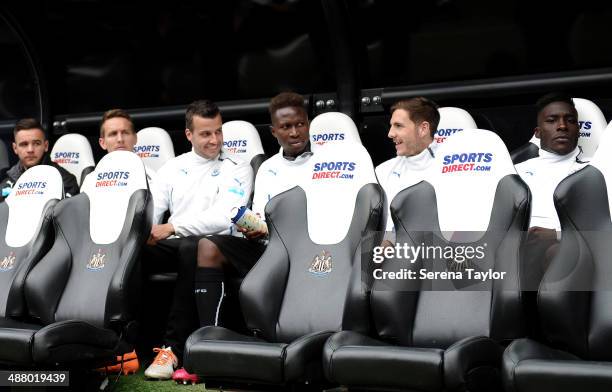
[375,141,438,232]
[154,150,253,237]
[251,148,313,220]
[515,147,587,230]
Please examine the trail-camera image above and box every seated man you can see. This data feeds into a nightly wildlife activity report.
[376,97,440,246]
[99,108,138,153]
[143,100,253,380]
[185,92,311,379]
[0,118,79,202]
[515,92,586,274]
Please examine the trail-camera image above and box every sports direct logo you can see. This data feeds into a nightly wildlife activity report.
[579,121,592,137]
[134,145,160,158]
[312,161,355,180]
[53,151,80,165]
[95,171,130,187]
[15,181,47,196]
[312,133,345,146]
[442,152,493,173]
[434,129,463,143]
[224,140,247,154]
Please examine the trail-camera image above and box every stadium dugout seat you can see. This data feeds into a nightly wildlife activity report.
[323,129,531,392]
[0,139,9,176]
[134,127,175,172]
[501,121,612,392]
[0,165,62,323]
[309,111,362,152]
[50,133,96,186]
[434,106,478,144]
[221,120,266,176]
[0,151,152,367]
[184,143,385,390]
[511,98,607,164]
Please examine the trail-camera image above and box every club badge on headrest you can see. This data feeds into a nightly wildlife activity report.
[309,250,333,275]
[87,248,107,270]
[0,252,16,271]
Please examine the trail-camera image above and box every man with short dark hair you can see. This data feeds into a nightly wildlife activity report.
[376,97,440,243]
[515,92,586,272]
[0,118,79,202]
[178,92,311,381]
[99,108,138,153]
[143,100,253,380]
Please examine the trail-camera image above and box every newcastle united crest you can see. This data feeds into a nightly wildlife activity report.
[87,248,106,270]
[308,250,332,275]
[0,251,16,271]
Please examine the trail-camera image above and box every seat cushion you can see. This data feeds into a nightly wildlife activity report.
[32,320,120,364]
[184,326,287,384]
[504,338,612,392]
[0,318,42,365]
[324,331,444,392]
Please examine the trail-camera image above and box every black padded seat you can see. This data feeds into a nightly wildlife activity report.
[0,318,41,365]
[501,129,612,392]
[324,129,530,392]
[0,151,152,367]
[185,144,384,389]
[511,141,539,164]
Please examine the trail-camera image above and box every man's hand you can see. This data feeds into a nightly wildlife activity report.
[148,223,175,245]
[527,226,558,243]
[238,225,268,241]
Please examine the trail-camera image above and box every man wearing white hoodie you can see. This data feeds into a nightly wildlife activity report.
[376,97,440,245]
[515,92,586,275]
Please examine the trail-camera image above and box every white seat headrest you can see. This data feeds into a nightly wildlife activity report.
[428,129,516,237]
[81,151,148,244]
[435,107,478,144]
[5,165,63,247]
[222,120,265,163]
[301,143,376,244]
[50,134,95,185]
[573,98,607,159]
[589,121,612,218]
[309,112,362,152]
[134,127,175,172]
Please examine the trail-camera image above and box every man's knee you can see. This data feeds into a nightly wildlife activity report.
[197,238,225,268]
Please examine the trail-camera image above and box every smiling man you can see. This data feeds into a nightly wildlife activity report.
[141,99,253,380]
[0,118,79,202]
[375,97,440,242]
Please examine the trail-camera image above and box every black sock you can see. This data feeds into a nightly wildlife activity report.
[194,267,225,327]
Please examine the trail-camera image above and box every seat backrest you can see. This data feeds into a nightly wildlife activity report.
[24,151,152,330]
[511,97,607,163]
[134,127,175,172]
[434,107,477,144]
[372,129,529,348]
[0,165,62,318]
[50,134,96,186]
[240,143,384,343]
[541,126,612,360]
[0,139,9,173]
[222,120,266,175]
[308,112,362,152]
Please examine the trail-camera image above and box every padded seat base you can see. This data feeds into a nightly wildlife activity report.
[32,320,120,364]
[325,331,504,392]
[185,326,334,386]
[503,338,612,392]
[0,318,42,365]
